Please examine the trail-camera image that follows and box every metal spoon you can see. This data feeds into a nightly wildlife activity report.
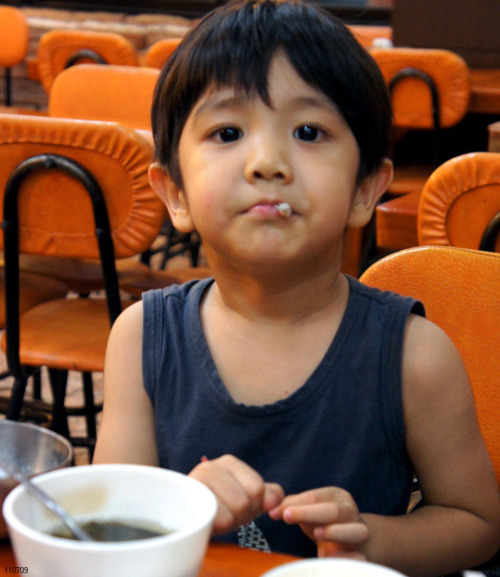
[1,464,94,541]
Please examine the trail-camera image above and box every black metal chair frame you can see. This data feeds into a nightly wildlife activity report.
[64,49,106,69]
[480,210,500,252]
[2,153,122,450]
[388,67,442,166]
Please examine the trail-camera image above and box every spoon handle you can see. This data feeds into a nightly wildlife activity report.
[2,465,94,541]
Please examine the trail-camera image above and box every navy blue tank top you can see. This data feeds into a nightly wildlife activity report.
[142,276,424,557]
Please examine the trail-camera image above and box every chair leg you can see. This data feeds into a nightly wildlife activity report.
[82,371,97,440]
[6,377,29,420]
[48,368,70,438]
[5,69,12,107]
[32,369,42,400]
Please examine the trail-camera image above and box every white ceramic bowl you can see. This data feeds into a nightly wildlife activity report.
[261,559,407,577]
[3,464,217,577]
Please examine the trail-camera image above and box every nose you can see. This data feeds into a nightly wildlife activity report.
[243,133,293,184]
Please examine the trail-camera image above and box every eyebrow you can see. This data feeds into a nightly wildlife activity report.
[191,90,338,122]
[191,94,249,119]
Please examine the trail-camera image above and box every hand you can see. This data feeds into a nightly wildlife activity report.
[269,487,369,559]
[189,454,284,535]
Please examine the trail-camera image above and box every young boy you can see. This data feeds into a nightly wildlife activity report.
[93,0,500,574]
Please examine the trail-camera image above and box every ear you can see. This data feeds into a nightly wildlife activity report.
[149,163,196,233]
[347,158,393,228]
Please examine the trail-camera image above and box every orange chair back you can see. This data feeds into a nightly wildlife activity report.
[360,246,500,485]
[0,7,29,68]
[144,38,183,69]
[49,64,160,132]
[0,114,164,260]
[418,152,500,252]
[37,29,139,93]
[370,47,470,130]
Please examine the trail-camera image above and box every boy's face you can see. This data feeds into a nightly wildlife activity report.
[151,52,391,274]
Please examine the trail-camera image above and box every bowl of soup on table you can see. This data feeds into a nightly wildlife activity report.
[0,420,73,539]
[261,559,407,577]
[3,463,217,577]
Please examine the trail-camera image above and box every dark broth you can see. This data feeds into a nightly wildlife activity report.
[50,519,172,542]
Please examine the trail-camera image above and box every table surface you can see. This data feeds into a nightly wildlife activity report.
[469,68,500,115]
[0,539,298,576]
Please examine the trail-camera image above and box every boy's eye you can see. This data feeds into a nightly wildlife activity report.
[216,127,242,142]
[294,124,321,142]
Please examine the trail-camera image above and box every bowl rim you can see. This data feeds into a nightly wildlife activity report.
[3,463,217,551]
[0,420,74,475]
[261,558,407,577]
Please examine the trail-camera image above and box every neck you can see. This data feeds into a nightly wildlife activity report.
[205,256,348,324]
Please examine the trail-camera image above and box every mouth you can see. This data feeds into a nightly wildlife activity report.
[245,201,294,218]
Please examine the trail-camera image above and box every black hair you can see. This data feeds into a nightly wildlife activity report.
[152,0,392,187]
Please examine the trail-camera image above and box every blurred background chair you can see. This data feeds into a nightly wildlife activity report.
[49,63,159,136]
[0,6,30,108]
[360,245,500,487]
[372,48,470,252]
[0,114,164,455]
[144,38,182,69]
[0,270,68,423]
[47,63,208,278]
[418,152,500,252]
[36,29,139,94]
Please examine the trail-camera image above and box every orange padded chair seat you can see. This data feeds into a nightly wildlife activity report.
[0,7,30,108]
[37,29,139,94]
[371,47,470,202]
[371,47,470,131]
[0,7,29,69]
[49,64,160,132]
[11,298,132,373]
[360,246,500,485]
[0,270,67,328]
[0,114,165,438]
[418,152,500,252]
[144,38,182,69]
[0,117,162,259]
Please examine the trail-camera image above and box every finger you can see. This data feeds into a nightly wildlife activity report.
[263,483,285,511]
[269,487,352,519]
[191,455,270,532]
[281,501,360,526]
[269,489,322,519]
[315,522,369,546]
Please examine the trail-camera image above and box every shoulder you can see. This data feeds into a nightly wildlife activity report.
[401,314,472,427]
[350,275,425,315]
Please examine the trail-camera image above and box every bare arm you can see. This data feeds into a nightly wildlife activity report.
[93,301,159,466]
[360,314,500,575]
[270,315,500,576]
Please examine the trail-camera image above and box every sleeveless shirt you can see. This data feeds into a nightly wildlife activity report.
[142,275,425,557]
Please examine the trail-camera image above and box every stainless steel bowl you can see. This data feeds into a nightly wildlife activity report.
[0,420,73,538]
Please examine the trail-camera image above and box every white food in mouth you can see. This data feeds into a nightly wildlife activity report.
[275,202,292,217]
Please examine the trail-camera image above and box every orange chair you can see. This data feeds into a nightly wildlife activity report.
[0,7,29,107]
[418,152,500,252]
[47,63,208,278]
[0,114,164,450]
[360,245,500,486]
[372,48,471,251]
[36,29,139,94]
[49,64,160,135]
[144,38,182,69]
